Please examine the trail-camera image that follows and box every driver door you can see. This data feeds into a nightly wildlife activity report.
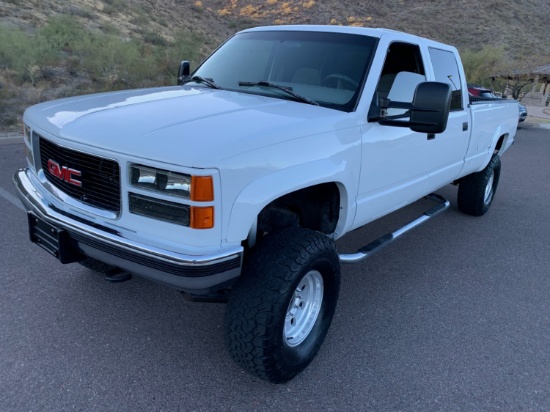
[353,42,435,228]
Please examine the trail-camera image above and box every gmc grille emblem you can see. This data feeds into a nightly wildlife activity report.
[47,159,82,187]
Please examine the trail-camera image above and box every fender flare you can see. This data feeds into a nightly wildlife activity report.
[225,159,355,243]
[492,132,512,155]
[480,131,509,171]
[473,129,510,173]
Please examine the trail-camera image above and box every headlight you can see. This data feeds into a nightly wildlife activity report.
[23,124,32,144]
[23,124,34,167]
[130,164,213,201]
[128,164,215,228]
[130,164,191,197]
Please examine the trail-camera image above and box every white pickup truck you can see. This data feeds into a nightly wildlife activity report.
[14,25,517,383]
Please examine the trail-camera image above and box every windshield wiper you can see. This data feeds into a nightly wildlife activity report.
[238,81,319,106]
[183,76,222,89]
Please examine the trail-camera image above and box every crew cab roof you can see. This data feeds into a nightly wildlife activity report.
[241,24,390,38]
[240,25,451,49]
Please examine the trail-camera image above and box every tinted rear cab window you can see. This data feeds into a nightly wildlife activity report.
[428,48,463,110]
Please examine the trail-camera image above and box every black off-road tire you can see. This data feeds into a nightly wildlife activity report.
[224,227,340,383]
[457,154,501,216]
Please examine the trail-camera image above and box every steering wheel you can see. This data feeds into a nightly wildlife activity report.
[321,74,359,89]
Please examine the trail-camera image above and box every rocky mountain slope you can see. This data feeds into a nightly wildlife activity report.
[1,0,548,130]
[3,0,547,57]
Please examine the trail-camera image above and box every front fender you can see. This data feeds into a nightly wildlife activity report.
[225,159,356,243]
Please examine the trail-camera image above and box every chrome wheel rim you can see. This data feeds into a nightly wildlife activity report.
[484,170,495,205]
[284,270,324,347]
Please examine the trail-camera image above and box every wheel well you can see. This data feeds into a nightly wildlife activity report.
[256,183,340,237]
[494,134,506,154]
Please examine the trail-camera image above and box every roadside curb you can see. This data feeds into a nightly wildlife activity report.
[0,133,22,145]
[522,120,550,130]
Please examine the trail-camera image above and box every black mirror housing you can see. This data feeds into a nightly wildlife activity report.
[177,61,190,85]
[377,81,452,134]
[409,82,451,134]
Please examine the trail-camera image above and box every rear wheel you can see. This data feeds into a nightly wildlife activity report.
[224,227,340,383]
[458,154,501,216]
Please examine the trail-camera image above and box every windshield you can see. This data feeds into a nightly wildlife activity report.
[192,30,377,112]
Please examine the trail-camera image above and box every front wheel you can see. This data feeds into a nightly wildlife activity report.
[224,227,340,383]
[457,154,501,216]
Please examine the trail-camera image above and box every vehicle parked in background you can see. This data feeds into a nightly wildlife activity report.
[468,85,525,123]
[518,103,528,122]
[468,84,500,99]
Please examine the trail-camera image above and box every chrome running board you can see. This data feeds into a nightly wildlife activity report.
[339,193,450,264]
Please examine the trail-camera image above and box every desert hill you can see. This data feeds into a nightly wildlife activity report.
[1,0,549,130]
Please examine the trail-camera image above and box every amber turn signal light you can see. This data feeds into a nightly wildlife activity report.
[191,176,214,201]
[190,206,214,229]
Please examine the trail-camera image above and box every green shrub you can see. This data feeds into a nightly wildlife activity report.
[141,30,169,47]
[0,16,204,93]
[1,14,208,128]
[460,45,505,86]
[102,0,128,15]
[40,15,90,54]
[0,25,39,83]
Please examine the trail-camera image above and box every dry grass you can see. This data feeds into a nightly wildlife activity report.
[2,0,545,60]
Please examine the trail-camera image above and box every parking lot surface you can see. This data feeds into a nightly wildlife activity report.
[1,125,549,411]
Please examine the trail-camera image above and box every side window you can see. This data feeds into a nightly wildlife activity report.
[429,48,463,111]
[371,42,425,118]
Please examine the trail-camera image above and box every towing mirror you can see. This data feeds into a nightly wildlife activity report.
[409,82,451,134]
[378,81,451,134]
[177,60,190,85]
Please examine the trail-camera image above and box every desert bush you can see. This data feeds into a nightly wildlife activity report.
[0,15,206,128]
[0,16,204,88]
[0,25,41,83]
[81,36,156,89]
[162,30,204,73]
[141,30,169,47]
[102,0,128,15]
[40,15,91,55]
[460,45,505,86]
[68,5,95,19]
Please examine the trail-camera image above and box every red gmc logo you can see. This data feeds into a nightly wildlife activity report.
[47,159,82,187]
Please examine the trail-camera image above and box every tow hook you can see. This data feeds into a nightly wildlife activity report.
[104,268,132,283]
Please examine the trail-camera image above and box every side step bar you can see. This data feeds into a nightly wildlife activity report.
[339,193,450,264]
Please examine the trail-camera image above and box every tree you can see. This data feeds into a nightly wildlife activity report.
[502,74,534,100]
[460,45,505,87]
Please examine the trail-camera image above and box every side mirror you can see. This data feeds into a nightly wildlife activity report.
[378,81,451,134]
[409,82,451,134]
[177,61,190,85]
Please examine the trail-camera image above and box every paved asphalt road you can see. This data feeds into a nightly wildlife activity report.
[1,124,549,411]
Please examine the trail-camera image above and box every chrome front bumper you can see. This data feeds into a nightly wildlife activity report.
[13,168,243,293]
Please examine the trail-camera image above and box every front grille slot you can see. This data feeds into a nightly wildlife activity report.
[39,137,121,213]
